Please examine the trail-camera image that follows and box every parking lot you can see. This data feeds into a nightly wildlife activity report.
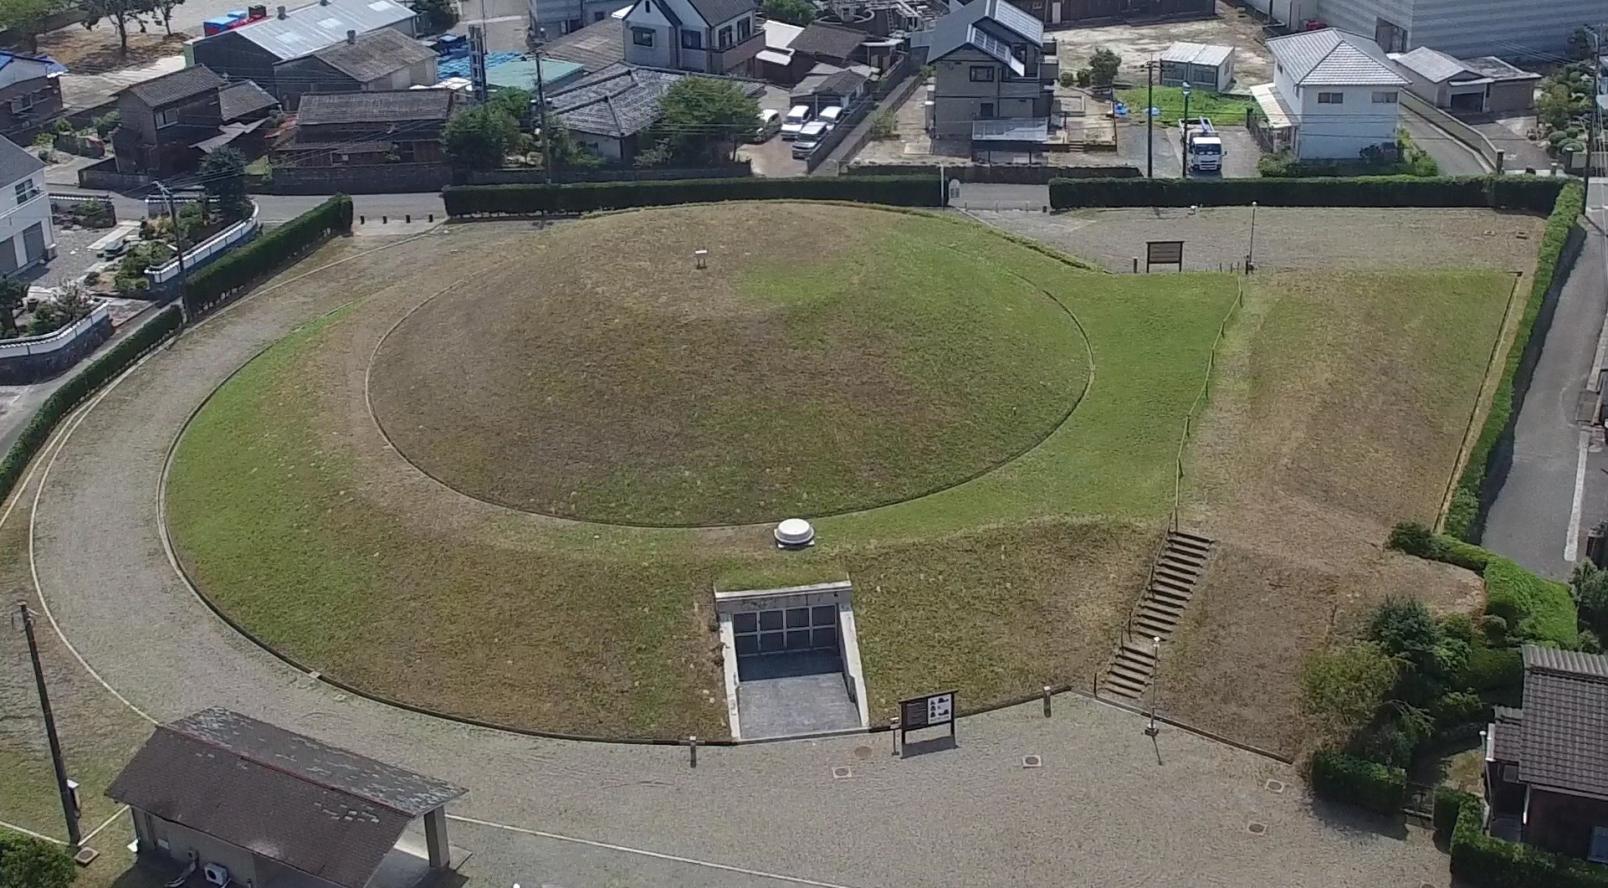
[737,86,808,176]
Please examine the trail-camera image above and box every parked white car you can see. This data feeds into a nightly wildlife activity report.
[751,108,781,142]
[816,105,844,131]
[780,105,812,140]
[791,120,829,158]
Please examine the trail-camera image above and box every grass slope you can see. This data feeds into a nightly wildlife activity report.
[1116,85,1257,126]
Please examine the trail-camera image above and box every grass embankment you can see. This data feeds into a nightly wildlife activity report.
[167,205,1239,738]
[1117,85,1256,126]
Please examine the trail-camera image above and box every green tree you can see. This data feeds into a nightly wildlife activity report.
[151,0,183,34]
[488,87,532,127]
[0,0,65,53]
[1300,641,1398,744]
[543,118,602,169]
[443,105,518,170]
[411,0,456,33]
[1571,559,1608,637]
[1088,48,1121,88]
[1367,596,1441,668]
[201,146,249,220]
[28,282,92,334]
[0,276,25,336]
[82,0,153,54]
[0,828,75,888]
[761,0,813,25]
[651,76,759,165]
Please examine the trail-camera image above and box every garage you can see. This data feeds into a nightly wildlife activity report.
[0,236,18,277]
[21,222,45,267]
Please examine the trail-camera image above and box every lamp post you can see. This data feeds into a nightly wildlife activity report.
[1144,635,1162,738]
[1180,81,1192,180]
[1246,200,1258,273]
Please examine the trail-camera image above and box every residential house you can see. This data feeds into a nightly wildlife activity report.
[189,0,420,101]
[0,137,52,275]
[275,88,454,166]
[786,21,867,70]
[755,19,804,84]
[619,0,764,77]
[112,66,228,174]
[528,0,628,40]
[1304,0,1603,61]
[547,62,764,162]
[541,14,628,72]
[273,28,439,110]
[108,708,466,888]
[1013,0,1211,28]
[789,63,870,111]
[924,0,1055,145]
[1484,647,1608,863]
[0,52,65,143]
[1390,47,1539,115]
[1255,28,1405,161]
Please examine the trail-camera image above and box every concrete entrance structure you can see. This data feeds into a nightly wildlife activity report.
[714,581,870,739]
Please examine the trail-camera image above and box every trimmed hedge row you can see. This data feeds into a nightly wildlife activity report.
[1387,520,1494,572]
[183,194,353,315]
[1446,180,1586,539]
[1309,749,1406,816]
[1045,175,1565,210]
[0,305,182,508]
[442,176,946,216]
[1484,557,1578,647]
[1451,796,1608,887]
[1434,787,1479,843]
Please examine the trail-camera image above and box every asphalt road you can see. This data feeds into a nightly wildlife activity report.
[1400,106,1491,176]
[1481,191,1608,579]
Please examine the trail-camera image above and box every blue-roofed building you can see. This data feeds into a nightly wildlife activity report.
[189,0,420,102]
[919,0,1054,144]
[0,51,66,142]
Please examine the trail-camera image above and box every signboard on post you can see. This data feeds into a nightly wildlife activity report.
[899,690,956,745]
[1146,240,1184,272]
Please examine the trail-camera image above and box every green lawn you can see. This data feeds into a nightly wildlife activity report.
[1117,85,1257,126]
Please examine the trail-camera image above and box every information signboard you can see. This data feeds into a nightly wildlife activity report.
[1146,240,1184,272]
[899,690,957,745]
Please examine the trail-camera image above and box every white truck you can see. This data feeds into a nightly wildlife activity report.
[1179,117,1225,173]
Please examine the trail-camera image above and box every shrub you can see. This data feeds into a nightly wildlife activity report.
[1087,48,1121,87]
[1354,706,1433,767]
[184,195,352,316]
[1309,749,1406,816]
[1430,690,1487,729]
[869,109,897,141]
[1046,175,1526,209]
[1300,641,1398,743]
[1570,560,1608,637]
[1450,795,1608,887]
[443,177,946,216]
[1368,596,1441,664]
[0,829,74,888]
[1433,787,1478,843]
[1075,68,1091,87]
[1058,70,1074,87]
[1459,644,1522,694]
[1484,557,1578,647]
[1446,180,1584,539]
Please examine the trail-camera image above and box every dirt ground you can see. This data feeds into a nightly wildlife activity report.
[1051,2,1275,87]
[37,29,187,74]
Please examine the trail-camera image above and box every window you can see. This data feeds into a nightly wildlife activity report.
[969,65,995,82]
[736,16,750,40]
[9,93,33,113]
[631,27,654,46]
[1591,826,1608,864]
[1316,92,1343,104]
[1371,90,1397,104]
[718,25,732,48]
[979,102,994,119]
[156,107,181,127]
[14,179,38,204]
[681,29,702,49]
[593,10,605,20]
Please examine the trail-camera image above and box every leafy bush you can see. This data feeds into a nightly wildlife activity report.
[1309,749,1406,816]
[1459,644,1522,694]
[1446,180,1584,539]
[1430,690,1487,729]
[1045,175,1556,209]
[1354,706,1434,767]
[0,829,74,888]
[1087,48,1121,87]
[1369,597,1441,664]
[1451,795,1608,887]
[1300,641,1397,743]
[1570,560,1608,638]
[443,176,946,215]
[869,109,897,141]
[1484,557,1578,647]
[184,195,352,316]
[1057,70,1074,87]
[1387,521,1494,572]
[1434,787,1478,843]
[93,110,120,139]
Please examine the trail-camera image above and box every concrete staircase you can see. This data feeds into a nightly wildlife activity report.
[1100,529,1215,703]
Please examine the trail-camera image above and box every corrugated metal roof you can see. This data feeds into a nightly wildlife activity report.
[307,28,435,82]
[1159,41,1233,68]
[1391,46,1467,83]
[297,87,453,125]
[223,0,416,61]
[1267,28,1406,87]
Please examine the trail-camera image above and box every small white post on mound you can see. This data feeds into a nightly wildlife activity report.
[774,518,816,550]
[694,248,708,269]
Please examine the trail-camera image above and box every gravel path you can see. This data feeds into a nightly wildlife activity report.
[24,224,1452,888]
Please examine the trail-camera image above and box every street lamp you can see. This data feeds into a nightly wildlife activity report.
[1180,81,1192,180]
[1144,635,1162,737]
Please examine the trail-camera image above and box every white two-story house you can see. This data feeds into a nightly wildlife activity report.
[0,136,52,276]
[1262,28,1406,161]
[923,0,1055,145]
[619,0,763,77]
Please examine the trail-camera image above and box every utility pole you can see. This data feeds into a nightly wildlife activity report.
[534,49,553,184]
[1588,24,1602,196]
[1146,59,1154,179]
[154,181,189,325]
[17,603,81,848]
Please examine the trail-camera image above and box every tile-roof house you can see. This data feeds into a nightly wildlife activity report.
[547,62,763,162]
[111,66,229,174]
[189,0,419,101]
[1485,646,1608,863]
[620,0,762,77]
[787,21,866,67]
[0,51,66,142]
[272,28,440,110]
[276,88,455,166]
[109,708,467,888]
[923,0,1053,142]
[1263,28,1406,161]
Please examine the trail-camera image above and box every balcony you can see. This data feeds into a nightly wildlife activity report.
[709,30,764,74]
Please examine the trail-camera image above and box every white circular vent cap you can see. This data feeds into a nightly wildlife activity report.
[774,518,815,548]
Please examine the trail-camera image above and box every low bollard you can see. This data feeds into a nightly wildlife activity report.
[359,215,365,225]
[382,215,388,224]
[428,213,434,222]
[1043,685,1052,718]
[890,717,899,755]
[687,735,698,768]
[405,214,411,223]
[1132,257,1139,273]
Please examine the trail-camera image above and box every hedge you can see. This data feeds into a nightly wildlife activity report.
[0,827,75,888]
[442,176,946,216]
[183,194,353,316]
[1434,787,1479,843]
[1446,180,1586,539]
[1451,796,1608,887]
[1459,644,1523,694]
[0,304,183,509]
[1045,175,1565,210]
[1386,520,1494,572]
[1309,749,1406,816]
[1484,556,1578,647]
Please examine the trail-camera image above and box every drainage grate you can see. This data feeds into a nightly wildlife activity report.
[1022,754,1042,768]
[1264,778,1286,794]
[72,847,99,866]
[1246,822,1267,836]
[831,766,853,780]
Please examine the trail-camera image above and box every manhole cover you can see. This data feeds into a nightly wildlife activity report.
[853,745,873,759]
[72,847,99,866]
[1246,821,1267,836]
[1022,754,1043,768]
[831,766,853,780]
[1264,778,1286,794]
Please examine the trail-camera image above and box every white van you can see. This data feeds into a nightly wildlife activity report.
[816,105,844,131]
[751,108,781,142]
[780,104,812,140]
[791,120,828,158]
